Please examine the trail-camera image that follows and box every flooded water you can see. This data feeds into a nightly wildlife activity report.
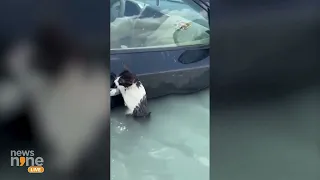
[110,89,210,180]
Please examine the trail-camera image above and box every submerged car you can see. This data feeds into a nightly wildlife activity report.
[110,0,210,108]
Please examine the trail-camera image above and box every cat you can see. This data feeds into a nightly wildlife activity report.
[0,25,109,176]
[110,69,151,118]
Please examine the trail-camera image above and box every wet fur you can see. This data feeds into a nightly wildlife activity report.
[112,70,151,118]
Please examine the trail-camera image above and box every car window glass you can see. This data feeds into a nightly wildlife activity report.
[110,0,209,50]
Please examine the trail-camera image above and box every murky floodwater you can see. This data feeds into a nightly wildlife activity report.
[110,90,209,180]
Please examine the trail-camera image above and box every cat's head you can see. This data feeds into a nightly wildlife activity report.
[114,70,141,89]
[0,25,108,121]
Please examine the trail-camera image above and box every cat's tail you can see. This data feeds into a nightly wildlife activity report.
[135,112,151,118]
[133,112,151,125]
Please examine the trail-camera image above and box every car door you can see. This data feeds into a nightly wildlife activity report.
[110,0,210,99]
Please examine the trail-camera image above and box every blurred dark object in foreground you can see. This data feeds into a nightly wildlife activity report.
[210,0,320,106]
[210,0,320,179]
[0,0,110,180]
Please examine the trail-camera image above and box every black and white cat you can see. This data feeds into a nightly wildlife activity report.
[0,26,109,175]
[110,70,151,118]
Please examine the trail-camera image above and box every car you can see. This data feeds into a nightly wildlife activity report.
[110,0,210,108]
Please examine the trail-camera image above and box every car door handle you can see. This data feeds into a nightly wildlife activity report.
[178,48,209,64]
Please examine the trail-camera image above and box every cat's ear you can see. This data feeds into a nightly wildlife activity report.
[122,62,130,72]
[33,23,83,77]
[131,75,138,84]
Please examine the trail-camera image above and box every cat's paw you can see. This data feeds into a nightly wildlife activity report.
[110,88,120,96]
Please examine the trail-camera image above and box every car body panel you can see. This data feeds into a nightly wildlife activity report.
[111,49,209,98]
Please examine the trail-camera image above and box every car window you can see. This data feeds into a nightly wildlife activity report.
[110,0,209,50]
